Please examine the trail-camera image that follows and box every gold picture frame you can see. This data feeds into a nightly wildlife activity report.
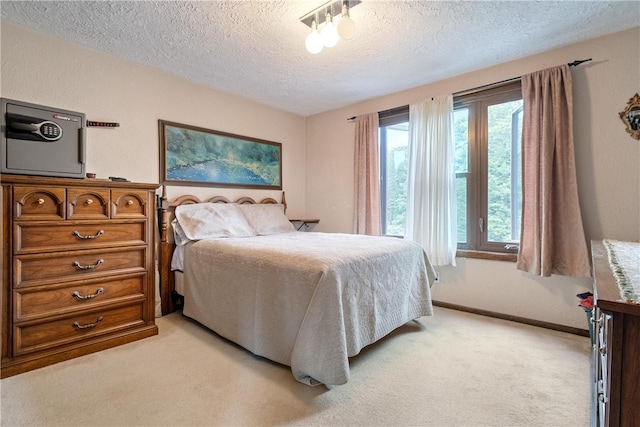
[619,93,640,140]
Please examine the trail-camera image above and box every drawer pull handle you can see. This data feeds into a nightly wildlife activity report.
[37,198,45,205]
[72,259,104,270]
[590,314,604,326]
[126,200,134,206]
[72,316,104,330]
[86,199,94,205]
[72,287,104,300]
[72,229,104,240]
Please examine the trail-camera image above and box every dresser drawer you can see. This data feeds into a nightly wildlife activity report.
[112,190,148,218]
[14,303,145,356]
[13,186,65,221]
[15,221,147,254]
[14,247,146,287]
[14,274,146,321]
[67,188,110,220]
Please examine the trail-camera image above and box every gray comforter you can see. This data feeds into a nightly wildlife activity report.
[182,231,436,386]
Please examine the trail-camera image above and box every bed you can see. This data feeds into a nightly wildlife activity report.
[159,189,437,386]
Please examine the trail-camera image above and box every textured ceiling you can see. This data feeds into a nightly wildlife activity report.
[1,1,639,117]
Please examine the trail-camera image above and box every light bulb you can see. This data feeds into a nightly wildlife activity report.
[337,3,356,40]
[320,12,339,47]
[337,16,355,40]
[305,20,323,54]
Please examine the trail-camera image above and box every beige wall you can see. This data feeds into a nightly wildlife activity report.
[0,22,307,218]
[305,27,640,330]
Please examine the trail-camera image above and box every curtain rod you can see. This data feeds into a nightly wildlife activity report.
[347,58,592,121]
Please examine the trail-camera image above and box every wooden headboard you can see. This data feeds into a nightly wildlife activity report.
[158,186,286,315]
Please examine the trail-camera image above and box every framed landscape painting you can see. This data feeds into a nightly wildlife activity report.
[159,120,282,189]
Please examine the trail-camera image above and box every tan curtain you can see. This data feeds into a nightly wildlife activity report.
[353,113,381,235]
[517,64,591,277]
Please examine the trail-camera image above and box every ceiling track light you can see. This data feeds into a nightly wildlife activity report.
[300,0,361,54]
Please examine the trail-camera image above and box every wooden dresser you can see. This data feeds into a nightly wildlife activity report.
[590,240,640,427]
[1,174,158,378]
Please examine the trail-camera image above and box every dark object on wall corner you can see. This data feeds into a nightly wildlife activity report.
[1,98,86,178]
[619,93,640,140]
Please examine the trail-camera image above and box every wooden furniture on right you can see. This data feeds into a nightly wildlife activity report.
[590,240,640,427]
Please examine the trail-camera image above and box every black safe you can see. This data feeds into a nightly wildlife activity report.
[1,98,86,178]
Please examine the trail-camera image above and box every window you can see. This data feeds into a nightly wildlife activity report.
[455,82,523,253]
[379,106,409,236]
[379,81,523,255]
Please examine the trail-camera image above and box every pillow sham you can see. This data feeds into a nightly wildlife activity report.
[237,203,296,235]
[174,202,255,242]
[172,218,191,246]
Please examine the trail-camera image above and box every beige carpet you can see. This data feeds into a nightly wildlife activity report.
[0,307,591,427]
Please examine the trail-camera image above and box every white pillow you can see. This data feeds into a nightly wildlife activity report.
[174,203,255,241]
[237,204,296,235]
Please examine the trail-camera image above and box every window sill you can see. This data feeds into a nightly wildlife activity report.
[456,250,517,262]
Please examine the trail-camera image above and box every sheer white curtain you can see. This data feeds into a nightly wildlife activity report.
[405,95,457,266]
